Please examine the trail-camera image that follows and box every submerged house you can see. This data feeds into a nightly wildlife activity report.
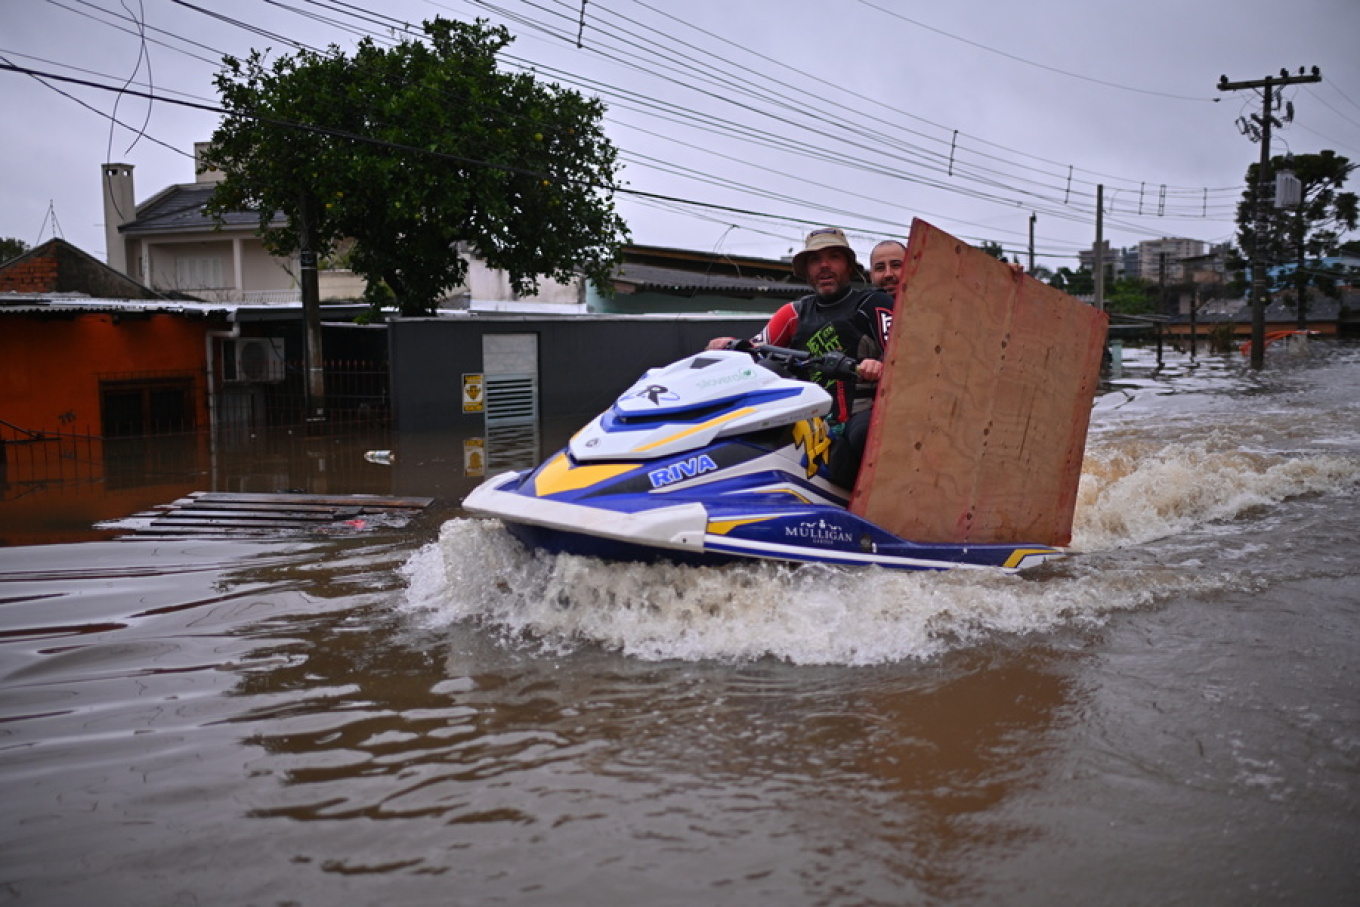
[0,237,378,440]
[101,143,813,317]
[1,239,212,439]
[0,238,383,543]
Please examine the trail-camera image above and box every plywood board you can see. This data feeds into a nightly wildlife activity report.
[850,219,1107,546]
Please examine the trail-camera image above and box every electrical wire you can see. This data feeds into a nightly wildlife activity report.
[16,0,1353,263]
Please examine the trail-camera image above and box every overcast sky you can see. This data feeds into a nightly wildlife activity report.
[4,0,1359,272]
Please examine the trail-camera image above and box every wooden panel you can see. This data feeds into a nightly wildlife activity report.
[850,219,1107,546]
[114,491,434,538]
[186,491,435,509]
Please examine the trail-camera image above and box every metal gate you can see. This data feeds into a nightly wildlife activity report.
[481,333,540,470]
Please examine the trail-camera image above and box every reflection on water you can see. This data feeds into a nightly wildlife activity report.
[221,570,1082,902]
[485,422,543,472]
[0,421,531,547]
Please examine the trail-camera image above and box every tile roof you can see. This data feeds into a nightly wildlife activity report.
[119,183,282,234]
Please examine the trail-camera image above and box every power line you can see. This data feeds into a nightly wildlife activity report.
[144,0,1256,228]
[470,0,1237,229]
[854,0,1219,103]
[21,0,1334,262]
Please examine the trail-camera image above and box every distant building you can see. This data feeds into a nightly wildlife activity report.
[1079,237,1215,284]
[1077,241,1136,280]
[1136,237,1206,282]
[1266,254,1360,287]
[1173,243,1234,315]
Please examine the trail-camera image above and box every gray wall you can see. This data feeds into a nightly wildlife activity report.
[388,314,770,432]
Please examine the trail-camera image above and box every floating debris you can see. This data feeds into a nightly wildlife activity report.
[103,491,434,538]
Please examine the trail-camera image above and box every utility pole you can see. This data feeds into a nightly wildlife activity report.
[298,192,325,422]
[1028,213,1036,274]
[1093,185,1105,313]
[1218,67,1321,369]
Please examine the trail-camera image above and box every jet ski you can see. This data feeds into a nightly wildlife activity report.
[461,344,1065,573]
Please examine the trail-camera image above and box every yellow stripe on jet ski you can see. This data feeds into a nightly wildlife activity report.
[706,516,777,536]
[635,407,757,452]
[533,452,641,496]
[1002,547,1062,569]
[747,486,814,504]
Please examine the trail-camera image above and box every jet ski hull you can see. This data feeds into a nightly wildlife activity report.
[464,466,1063,574]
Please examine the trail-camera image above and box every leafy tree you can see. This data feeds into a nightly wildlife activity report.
[1048,266,1093,296]
[1235,150,1357,328]
[0,237,29,263]
[204,18,629,316]
[978,240,1009,262]
[1104,276,1158,316]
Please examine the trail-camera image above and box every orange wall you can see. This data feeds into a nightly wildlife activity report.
[1,313,212,435]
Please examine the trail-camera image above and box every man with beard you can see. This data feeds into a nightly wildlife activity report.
[707,227,893,488]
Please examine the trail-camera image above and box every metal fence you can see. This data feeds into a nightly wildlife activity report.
[0,424,107,496]
[222,358,391,429]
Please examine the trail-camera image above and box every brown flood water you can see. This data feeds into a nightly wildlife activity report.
[2,341,1359,905]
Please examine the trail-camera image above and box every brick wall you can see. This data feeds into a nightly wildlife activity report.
[0,254,60,292]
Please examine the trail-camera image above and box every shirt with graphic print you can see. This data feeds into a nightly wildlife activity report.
[752,285,894,424]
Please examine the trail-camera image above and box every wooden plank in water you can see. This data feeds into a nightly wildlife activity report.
[124,491,435,538]
[187,491,434,509]
[160,508,349,523]
[851,219,1107,546]
[134,525,297,537]
[147,517,344,530]
[170,500,349,515]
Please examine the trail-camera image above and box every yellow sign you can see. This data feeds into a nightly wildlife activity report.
[464,438,486,477]
[462,374,485,413]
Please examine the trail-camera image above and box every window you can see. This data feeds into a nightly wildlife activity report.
[175,255,224,290]
[100,378,196,436]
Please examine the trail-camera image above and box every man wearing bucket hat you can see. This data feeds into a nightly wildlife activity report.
[707,227,894,488]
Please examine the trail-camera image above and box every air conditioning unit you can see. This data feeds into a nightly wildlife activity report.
[228,337,286,383]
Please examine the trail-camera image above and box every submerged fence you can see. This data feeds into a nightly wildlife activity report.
[238,357,392,427]
[0,423,107,496]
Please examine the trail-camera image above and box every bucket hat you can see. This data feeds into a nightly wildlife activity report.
[791,227,861,280]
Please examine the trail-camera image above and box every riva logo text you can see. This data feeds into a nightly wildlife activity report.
[648,455,719,488]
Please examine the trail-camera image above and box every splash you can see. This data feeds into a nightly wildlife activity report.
[1072,436,1360,551]
[399,523,1231,666]
[400,434,1359,665]
[407,519,1038,664]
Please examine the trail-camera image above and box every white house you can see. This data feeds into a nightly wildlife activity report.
[101,144,583,310]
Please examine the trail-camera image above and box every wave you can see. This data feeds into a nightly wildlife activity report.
[1072,437,1360,551]
[399,432,1359,665]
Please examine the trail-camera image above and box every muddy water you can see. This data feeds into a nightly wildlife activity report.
[2,341,1358,905]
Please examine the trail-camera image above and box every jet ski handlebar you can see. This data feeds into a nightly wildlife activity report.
[723,340,862,382]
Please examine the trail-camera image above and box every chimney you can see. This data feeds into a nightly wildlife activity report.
[102,163,135,273]
[195,142,225,183]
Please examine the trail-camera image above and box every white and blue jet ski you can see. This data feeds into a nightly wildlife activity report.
[461,344,1065,573]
